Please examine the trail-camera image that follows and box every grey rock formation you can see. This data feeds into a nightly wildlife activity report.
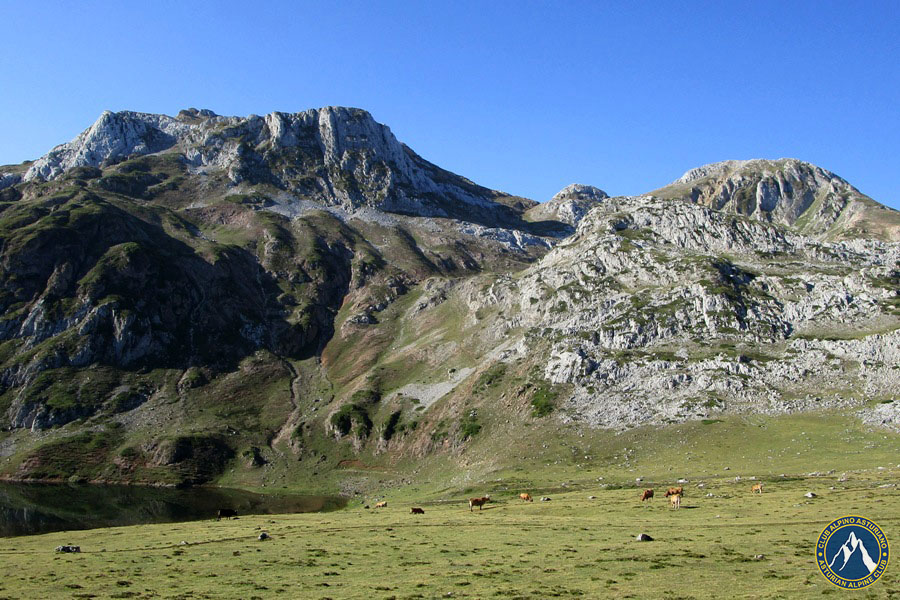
[0,172,21,190]
[654,159,900,241]
[25,111,193,181]
[526,183,608,227]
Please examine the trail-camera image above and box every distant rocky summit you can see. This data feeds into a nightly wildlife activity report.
[526,184,608,228]
[652,158,900,242]
[0,106,896,487]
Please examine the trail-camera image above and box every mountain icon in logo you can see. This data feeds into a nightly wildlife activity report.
[828,530,878,575]
[818,515,889,588]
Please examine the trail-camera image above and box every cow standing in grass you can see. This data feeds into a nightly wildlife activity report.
[665,487,683,498]
[519,493,533,502]
[469,496,491,511]
[751,483,763,494]
[640,489,654,502]
[669,494,681,510]
[216,509,238,521]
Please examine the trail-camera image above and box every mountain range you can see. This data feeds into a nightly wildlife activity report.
[0,107,897,488]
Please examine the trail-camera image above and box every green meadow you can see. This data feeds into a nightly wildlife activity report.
[1,470,898,598]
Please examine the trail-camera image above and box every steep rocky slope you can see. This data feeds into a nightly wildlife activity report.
[478,195,899,428]
[0,108,896,489]
[652,159,900,242]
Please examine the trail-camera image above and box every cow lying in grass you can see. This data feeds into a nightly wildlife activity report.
[469,496,491,511]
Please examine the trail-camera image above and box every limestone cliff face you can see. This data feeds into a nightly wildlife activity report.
[22,107,526,228]
[653,159,900,242]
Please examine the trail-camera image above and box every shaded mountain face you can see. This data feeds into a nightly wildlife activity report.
[0,107,562,483]
[652,159,900,242]
[0,107,897,488]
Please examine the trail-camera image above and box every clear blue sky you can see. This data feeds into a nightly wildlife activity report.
[1,1,898,208]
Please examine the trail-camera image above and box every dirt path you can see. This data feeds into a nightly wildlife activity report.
[269,359,303,455]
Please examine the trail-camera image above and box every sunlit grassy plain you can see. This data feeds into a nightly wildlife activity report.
[2,412,899,599]
[0,476,898,599]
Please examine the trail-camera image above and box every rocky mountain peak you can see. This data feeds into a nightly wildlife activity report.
[674,158,848,188]
[656,158,900,242]
[0,107,898,487]
[15,106,531,228]
[176,107,219,121]
[524,183,609,227]
[551,183,609,203]
[24,110,192,182]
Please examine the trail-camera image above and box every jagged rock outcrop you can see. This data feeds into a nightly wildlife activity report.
[25,111,194,181]
[526,184,608,227]
[653,159,900,242]
[0,173,21,191]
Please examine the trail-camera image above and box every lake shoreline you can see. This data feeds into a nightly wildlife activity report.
[0,481,347,537]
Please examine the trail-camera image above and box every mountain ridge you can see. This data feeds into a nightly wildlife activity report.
[3,107,544,233]
[0,106,896,490]
[4,108,899,241]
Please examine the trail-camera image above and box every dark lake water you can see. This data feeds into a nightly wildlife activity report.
[0,482,345,537]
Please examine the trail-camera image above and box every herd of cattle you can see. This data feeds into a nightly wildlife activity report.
[638,482,764,509]
[214,482,767,520]
[639,486,684,508]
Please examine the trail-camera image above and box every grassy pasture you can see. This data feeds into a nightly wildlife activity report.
[1,473,898,599]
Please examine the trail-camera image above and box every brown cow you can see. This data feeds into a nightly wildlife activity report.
[374,501,387,508]
[665,487,684,497]
[751,483,763,494]
[669,493,681,509]
[469,495,491,511]
[519,493,533,502]
[640,489,654,502]
[410,507,425,514]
